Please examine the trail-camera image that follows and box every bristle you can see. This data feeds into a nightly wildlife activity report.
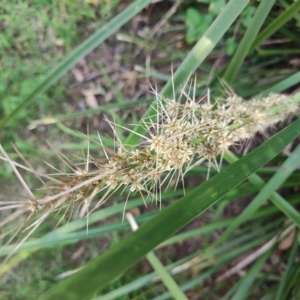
[1,78,299,254]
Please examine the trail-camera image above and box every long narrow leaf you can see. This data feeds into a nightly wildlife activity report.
[218,143,300,244]
[41,118,300,300]
[29,98,154,128]
[0,0,152,128]
[249,0,300,53]
[125,0,250,146]
[276,238,299,300]
[126,213,188,300]
[221,0,275,84]
[262,71,300,95]
[231,250,271,300]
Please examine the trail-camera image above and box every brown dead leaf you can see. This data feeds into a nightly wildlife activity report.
[278,228,297,251]
[81,89,99,109]
[72,68,85,82]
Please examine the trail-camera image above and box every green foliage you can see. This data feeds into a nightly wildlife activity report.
[41,117,300,300]
[185,7,212,44]
[184,1,256,55]
[2,0,300,299]
[0,0,119,154]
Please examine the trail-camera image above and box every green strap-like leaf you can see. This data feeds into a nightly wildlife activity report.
[249,0,300,53]
[0,0,152,128]
[125,0,250,146]
[231,249,272,300]
[41,117,300,300]
[221,0,275,85]
[262,70,300,95]
[218,143,300,244]
[276,238,299,300]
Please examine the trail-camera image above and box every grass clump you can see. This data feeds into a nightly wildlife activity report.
[0,0,118,153]
[1,87,298,236]
[2,0,300,299]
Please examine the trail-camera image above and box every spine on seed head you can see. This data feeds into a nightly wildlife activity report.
[1,89,299,228]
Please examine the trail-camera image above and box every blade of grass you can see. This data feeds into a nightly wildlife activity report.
[0,190,184,258]
[0,191,184,275]
[139,253,187,300]
[162,197,300,247]
[276,237,299,300]
[155,227,280,300]
[126,213,188,300]
[40,117,300,300]
[151,268,219,300]
[3,189,279,260]
[258,49,300,55]
[100,220,281,300]
[221,0,275,85]
[249,0,300,53]
[6,178,280,278]
[261,71,300,95]
[231,249,272,300]
[0,0,152,128]
[28,98,154,129]
[282,262,300,299]
[125,0,250,146]
[217,142,300,244]
[0,213,153,258]
[55,122,100,140]
[224,148,300,227]
[103,265,190,300]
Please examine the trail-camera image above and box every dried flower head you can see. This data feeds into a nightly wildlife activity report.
[0,80,299,252]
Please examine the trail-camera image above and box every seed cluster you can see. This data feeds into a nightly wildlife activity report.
[96,92,296,200]
[0,89,298,230]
